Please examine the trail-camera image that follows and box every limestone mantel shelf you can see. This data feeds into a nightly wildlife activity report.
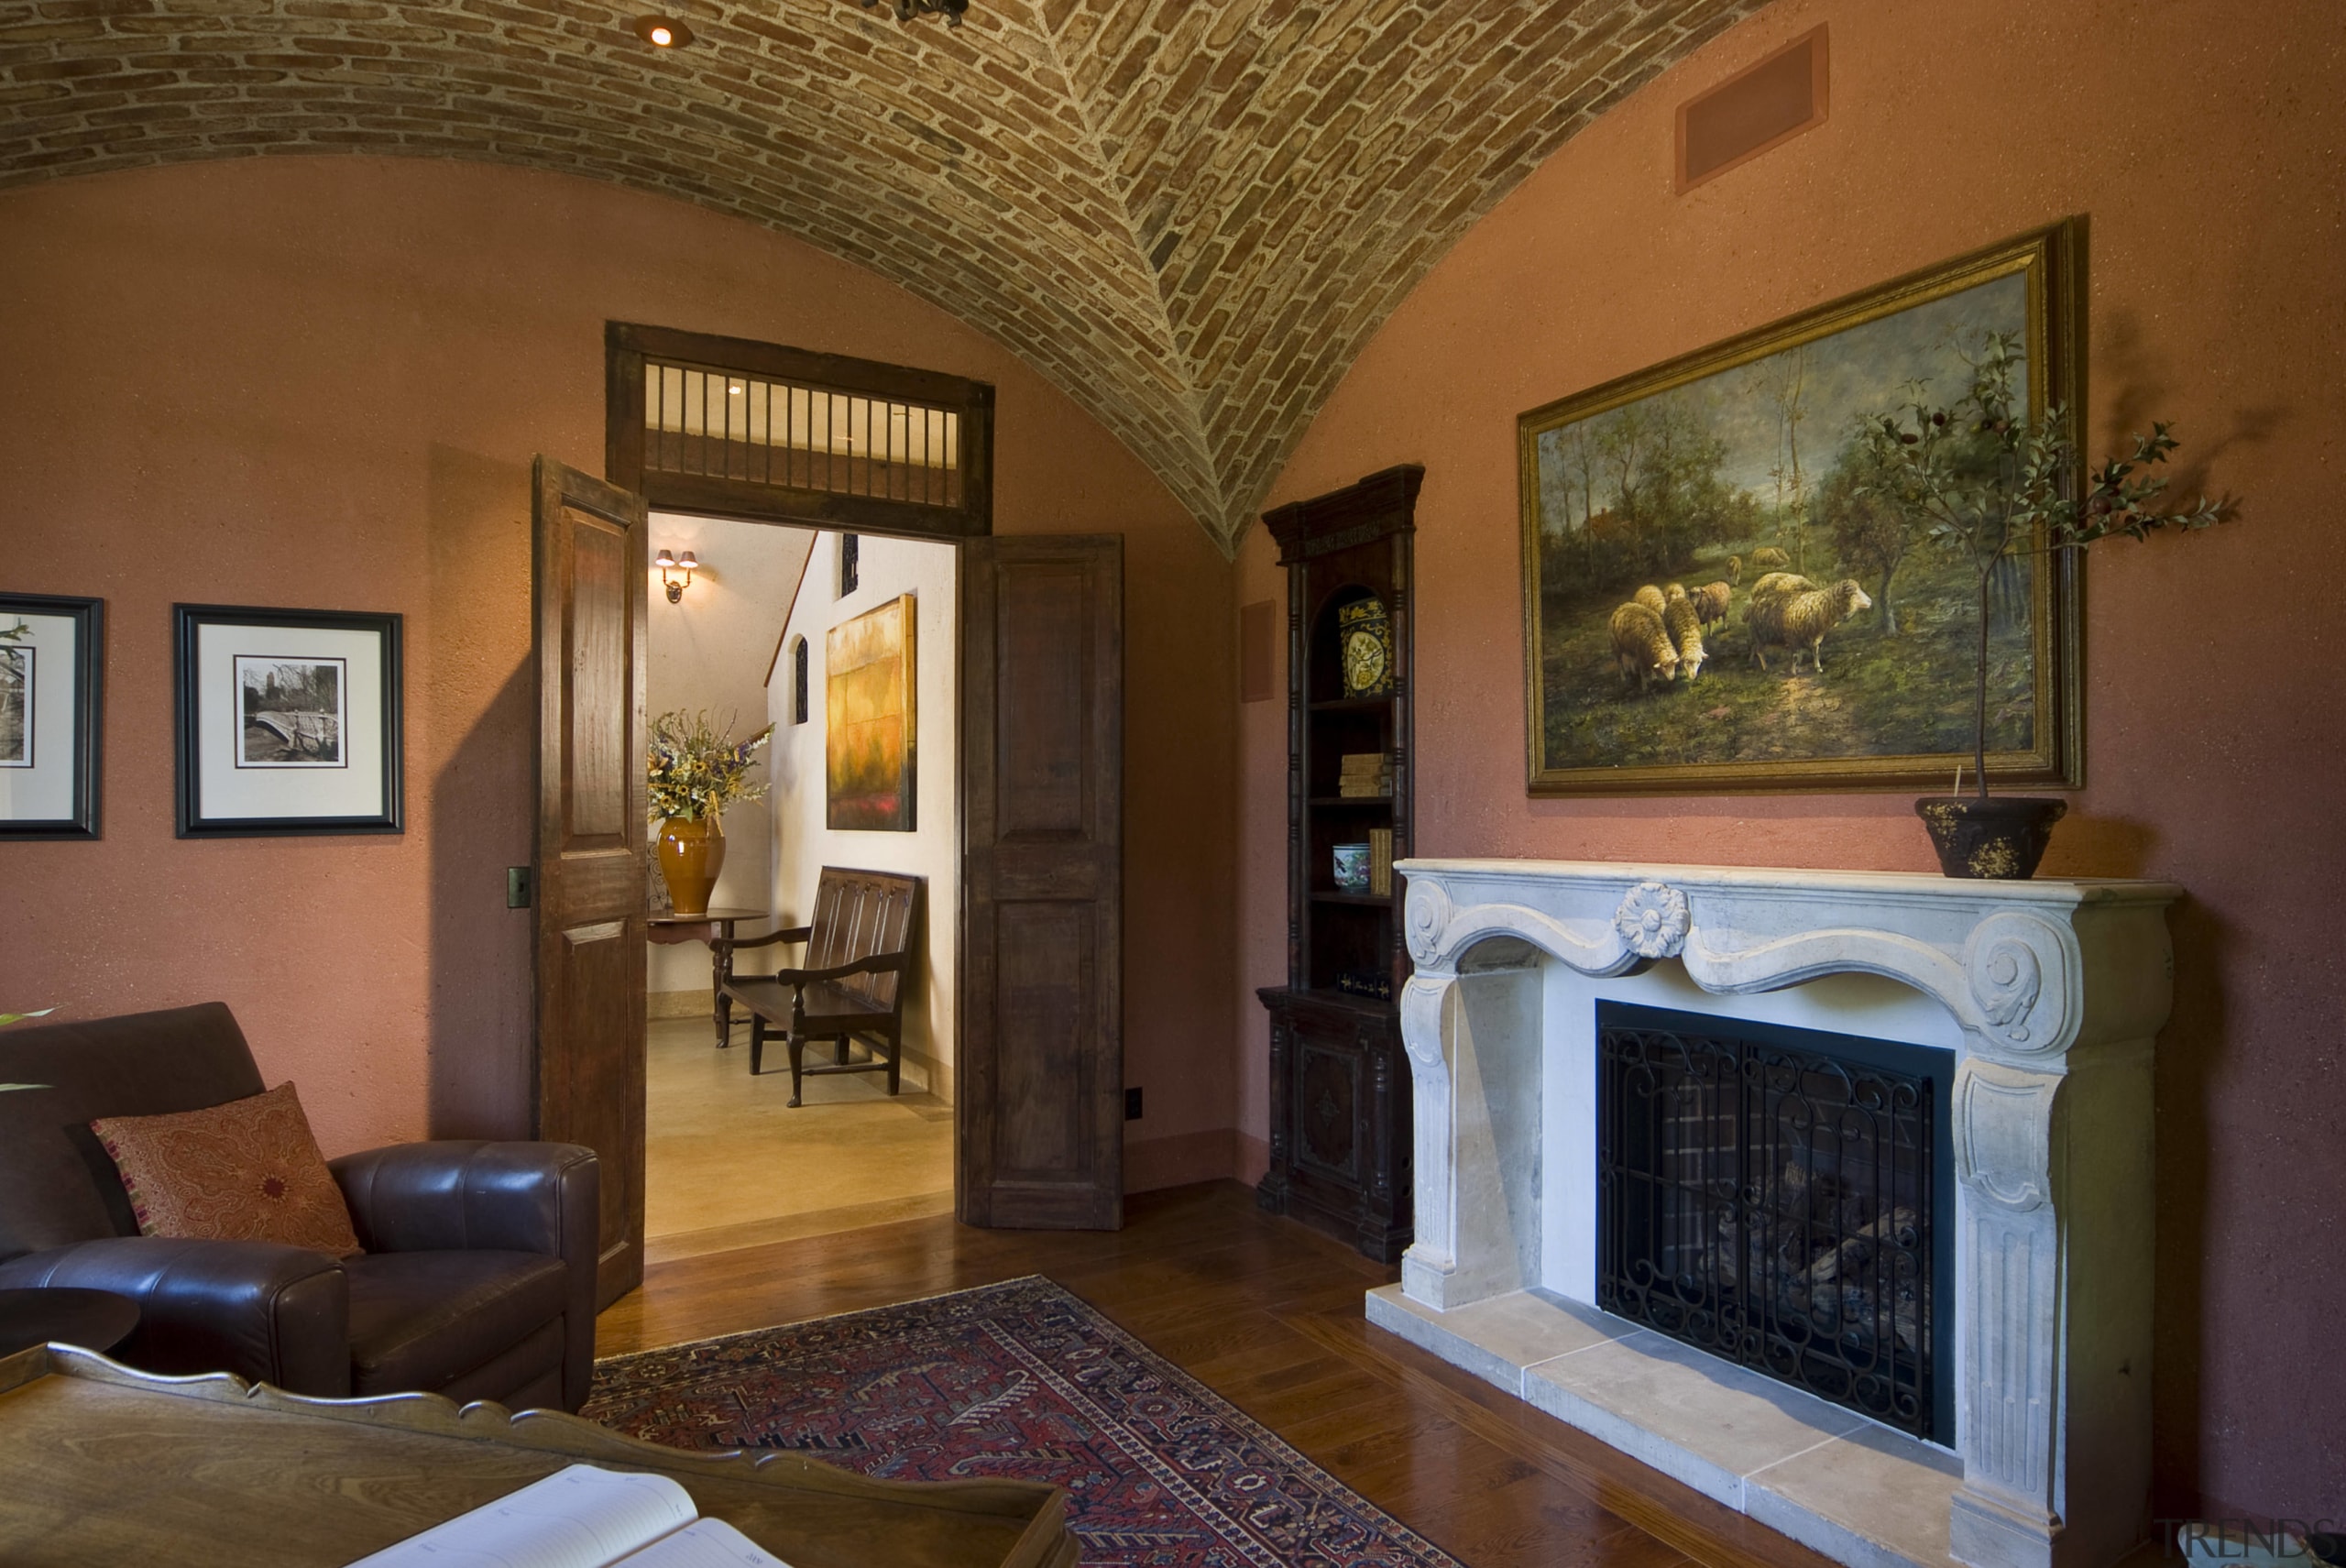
[1379,857,2181,1568]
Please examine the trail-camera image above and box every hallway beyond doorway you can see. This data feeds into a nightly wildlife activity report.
[641,1015,953,1266]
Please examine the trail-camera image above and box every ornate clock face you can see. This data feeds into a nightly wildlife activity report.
[1343,628,1387,694]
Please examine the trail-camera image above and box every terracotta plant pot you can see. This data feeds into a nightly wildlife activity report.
[655,814,726,916]
[1913,795,2067,881]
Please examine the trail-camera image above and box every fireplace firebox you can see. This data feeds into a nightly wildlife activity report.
[1595,1003,1955,1443]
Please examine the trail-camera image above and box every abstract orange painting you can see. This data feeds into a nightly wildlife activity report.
[826,593,915,830]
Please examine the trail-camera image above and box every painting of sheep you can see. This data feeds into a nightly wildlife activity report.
[1517,222,2083,794]
[1748,580,1873,673]
[1608,603,1679,690]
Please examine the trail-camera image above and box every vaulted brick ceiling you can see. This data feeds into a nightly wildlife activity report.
[2,0,1757,552]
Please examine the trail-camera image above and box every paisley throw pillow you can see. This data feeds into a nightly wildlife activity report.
[93,1082,363,1259]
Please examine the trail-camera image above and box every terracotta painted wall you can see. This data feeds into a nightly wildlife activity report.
[1242,0,2343,1523]
[0,155,1236,1190]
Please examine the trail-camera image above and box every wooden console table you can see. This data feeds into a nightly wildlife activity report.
[0,1344,1074,1568]
[648,906,768,1047]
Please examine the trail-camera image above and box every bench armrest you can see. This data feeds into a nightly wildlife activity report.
[772,951,909,987]
[0,1236,350,1397]
[728,926,813,954]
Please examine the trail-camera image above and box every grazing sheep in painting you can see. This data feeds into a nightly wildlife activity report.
[1609,603,1681,691]
[1632,584,1667,615]
[1727,554,1743,586]
[1750,546,1792,571]
[1689,582,1733,628]
[1661,597,1706,681]
[1745,571,1816,612]
[1749,579,1874,674]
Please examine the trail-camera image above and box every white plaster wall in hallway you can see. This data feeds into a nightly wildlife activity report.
[767,530,959,1103]
[646,512,816,1003]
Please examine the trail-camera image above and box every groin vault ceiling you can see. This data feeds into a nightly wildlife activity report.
[1,0,1758,552]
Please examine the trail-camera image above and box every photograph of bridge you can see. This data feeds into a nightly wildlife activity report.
[0,645,27,767]
[236,655,345,768]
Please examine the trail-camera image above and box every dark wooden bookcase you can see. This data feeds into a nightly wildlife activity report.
[1255,464,1420,1263]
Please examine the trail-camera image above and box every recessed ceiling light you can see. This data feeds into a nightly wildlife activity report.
[632,15,692,48]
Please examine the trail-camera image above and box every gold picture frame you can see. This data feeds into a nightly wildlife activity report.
[825,593,915,831]
[1519,219,2084,795]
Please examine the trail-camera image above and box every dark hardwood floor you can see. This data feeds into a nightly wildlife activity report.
[597,1179,1841,1568]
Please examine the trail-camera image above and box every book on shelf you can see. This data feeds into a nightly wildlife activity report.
[1335,967,1394,1002]
[1336,751,1393,798]
[1367,828,1393,896]
[349,1464,791,1568]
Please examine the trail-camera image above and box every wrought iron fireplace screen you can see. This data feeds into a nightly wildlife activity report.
[1595,1003,1954,1443]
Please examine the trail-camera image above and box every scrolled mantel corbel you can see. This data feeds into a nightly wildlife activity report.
[1957,911,2077,1054]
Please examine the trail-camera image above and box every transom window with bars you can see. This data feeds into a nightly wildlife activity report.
[608,323,993,540]
[644,363,962,510]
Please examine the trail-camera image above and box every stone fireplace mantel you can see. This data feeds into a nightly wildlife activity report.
[1375,858,2180,1568]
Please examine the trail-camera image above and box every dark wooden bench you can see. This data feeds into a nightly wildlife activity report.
[718,867,922,1107]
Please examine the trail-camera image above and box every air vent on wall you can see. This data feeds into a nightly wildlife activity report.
[1676,25,1828,192]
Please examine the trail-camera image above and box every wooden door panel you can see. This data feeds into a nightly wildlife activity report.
[992,901,1092,1176]
[997,564,1090,839]
[554,919,640,1269]
[562,509,630,847]
[532,457,649,1310]
[959,535,1123,1231]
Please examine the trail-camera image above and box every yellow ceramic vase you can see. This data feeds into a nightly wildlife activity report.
[655,815,726,916]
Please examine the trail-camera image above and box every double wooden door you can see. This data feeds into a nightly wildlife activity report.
[530,459,1124,1307]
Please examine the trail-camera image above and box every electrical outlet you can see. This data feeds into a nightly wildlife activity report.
[507,867,532,909]
[1124,1086,1143,1121]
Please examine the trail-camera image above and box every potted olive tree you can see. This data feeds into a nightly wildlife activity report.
[1861,334,2226,878]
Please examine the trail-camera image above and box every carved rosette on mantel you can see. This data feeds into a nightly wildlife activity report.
[1383,859,2181,1568]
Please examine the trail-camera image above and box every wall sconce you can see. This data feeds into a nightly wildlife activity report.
[655,548,699,603]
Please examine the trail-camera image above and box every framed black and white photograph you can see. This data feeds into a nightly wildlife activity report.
[175,604,401,837]
[235,655,346,767]
[0,592,104,840]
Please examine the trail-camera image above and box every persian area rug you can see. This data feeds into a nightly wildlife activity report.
[584,1275,1464,1568]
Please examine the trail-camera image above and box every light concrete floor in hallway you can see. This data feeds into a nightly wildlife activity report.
[643,1014,955,1266]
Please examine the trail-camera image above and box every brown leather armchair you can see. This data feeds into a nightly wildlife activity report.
[0,1003,599,1412]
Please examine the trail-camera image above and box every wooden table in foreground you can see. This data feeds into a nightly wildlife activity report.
[648,905,769,1047]
[0,1344,1074,1568]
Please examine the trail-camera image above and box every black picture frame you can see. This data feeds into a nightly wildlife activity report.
[0,592,104,840]
[173,604,403,838]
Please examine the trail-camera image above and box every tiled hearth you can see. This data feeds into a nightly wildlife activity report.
[1368,860,2180,1568]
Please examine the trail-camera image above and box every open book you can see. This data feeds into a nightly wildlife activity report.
[347,1464,794,1568]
